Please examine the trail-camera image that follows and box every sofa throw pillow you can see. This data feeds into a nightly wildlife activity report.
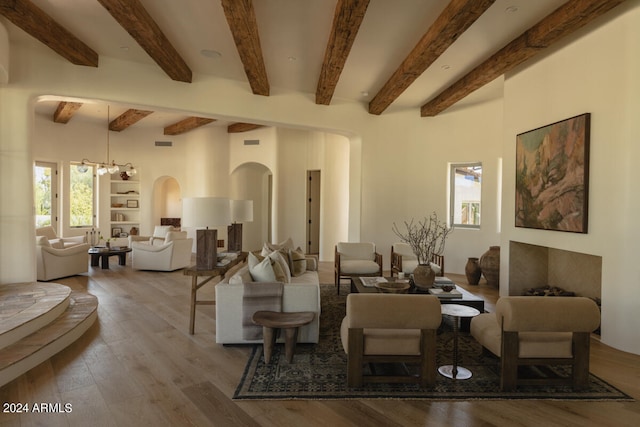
[229,265,252,285]
[289,247,307,277]
[268,251,292,283]
[248,252,277,282]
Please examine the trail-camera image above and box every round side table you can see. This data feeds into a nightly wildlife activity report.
[252,311,315,363]
[438,304,481,380]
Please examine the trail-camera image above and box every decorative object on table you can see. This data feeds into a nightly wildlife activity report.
[392,212,452,289]
[515,113,590,233]
[75,105,138,177]
[479,246,500,288]
[86,228,101,247]
[182,197,231,270]
[375,281,410,293]
[228,199,253,252]
[465,257,481,285]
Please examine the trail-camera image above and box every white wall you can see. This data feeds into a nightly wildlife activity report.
[501,4,640,354]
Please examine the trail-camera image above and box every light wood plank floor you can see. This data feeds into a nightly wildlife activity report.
[1,261,639,426]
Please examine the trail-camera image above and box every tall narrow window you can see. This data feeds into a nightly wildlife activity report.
[34,162,58,228]
[450,163,482,228]
[70,162,96,228]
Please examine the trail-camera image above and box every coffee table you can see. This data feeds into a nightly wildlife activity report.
[88,246,132,269]
[350,276,484,331]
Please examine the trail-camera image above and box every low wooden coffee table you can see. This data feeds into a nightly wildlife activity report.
[88,246,132,269]
[252,311,315,363]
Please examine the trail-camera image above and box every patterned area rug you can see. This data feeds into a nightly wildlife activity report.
[233,284,633,400]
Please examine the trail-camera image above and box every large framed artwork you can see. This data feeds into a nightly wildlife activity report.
[515,113,590,233]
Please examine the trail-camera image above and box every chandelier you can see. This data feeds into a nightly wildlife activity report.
[77,105,137,176]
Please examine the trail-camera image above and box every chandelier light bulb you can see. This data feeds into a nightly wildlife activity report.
[77,161,89,173]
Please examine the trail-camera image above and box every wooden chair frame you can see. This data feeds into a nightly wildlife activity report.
[500,328,592,391]
[346,328,437,388]
[390,247,444,277]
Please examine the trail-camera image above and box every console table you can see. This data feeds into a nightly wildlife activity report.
[183,252,248,334]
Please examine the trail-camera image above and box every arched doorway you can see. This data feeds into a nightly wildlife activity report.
[152,176,182,228]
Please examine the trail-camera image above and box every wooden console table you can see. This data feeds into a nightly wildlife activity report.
[183,252,248,334]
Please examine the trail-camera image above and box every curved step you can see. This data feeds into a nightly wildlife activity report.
[0,290,98,387]
[0,282,71,349]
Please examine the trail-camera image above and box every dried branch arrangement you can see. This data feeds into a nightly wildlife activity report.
[392,212,452,265]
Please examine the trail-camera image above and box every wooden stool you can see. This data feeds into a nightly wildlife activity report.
[252,311,315,363]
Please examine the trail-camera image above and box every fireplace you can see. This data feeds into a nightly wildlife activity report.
[508,241,602,302]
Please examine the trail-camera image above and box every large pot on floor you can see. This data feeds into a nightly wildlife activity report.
[479,246,500,287]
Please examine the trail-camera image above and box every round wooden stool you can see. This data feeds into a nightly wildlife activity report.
[252,311,315,363]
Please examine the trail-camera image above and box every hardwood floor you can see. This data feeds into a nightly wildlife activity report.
[1,261,639,426]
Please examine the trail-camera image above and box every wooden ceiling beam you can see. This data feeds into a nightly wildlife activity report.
[220,0,269,96]
[421,0,626,117]
[53,101,83,124]
[164,117,216,135]
[97,0,192,83]
[109,109,153,132]
[227,123,264,133]
[316,0,370,105]
[368,0,494,115]
[0,0,98,66]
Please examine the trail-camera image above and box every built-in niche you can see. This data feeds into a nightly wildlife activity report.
[509,241,602,301]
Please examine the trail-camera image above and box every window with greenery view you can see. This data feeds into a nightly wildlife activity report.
[70,163,95,227]
[34,162,57,228]
[450,163,482,228]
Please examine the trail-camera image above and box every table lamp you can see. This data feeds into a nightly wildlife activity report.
[228,199,253,252]
[182,197,230,270]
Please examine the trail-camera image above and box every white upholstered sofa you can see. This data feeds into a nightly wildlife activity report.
[215,243,320,345]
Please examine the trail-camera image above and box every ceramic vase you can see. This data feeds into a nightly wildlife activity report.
[465,257,481,285]
[120,171,129,181]
[479,246,500,287]
[413,264,435,290]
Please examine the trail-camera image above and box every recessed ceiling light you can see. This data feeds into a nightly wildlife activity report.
[361,91,369,97]
[288,56,297,62]
[441,64,451,70]
[120,46,130,51]
[200,49,222,59]
[506,6,519,13]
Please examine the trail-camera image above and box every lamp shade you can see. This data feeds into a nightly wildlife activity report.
[182,197,230,228]
[230,199,253,223]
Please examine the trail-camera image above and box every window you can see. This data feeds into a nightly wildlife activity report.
[34,162,58,228]
[70,162,96,227]
[450,163,482,228]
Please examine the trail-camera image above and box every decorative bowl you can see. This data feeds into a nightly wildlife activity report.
[112,203,124,208]
[441,285,455,292]
[375,281,410,293]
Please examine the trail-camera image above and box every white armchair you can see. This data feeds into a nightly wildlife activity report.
[36,236,90,281]
[131,231,193,271]
[334,242,383,295]
[36,226,86,249]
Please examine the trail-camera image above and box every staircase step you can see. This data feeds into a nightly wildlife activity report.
[0,282,71,349]
[0,290,98,387]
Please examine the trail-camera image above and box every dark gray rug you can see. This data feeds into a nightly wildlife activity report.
[233,284,633,400]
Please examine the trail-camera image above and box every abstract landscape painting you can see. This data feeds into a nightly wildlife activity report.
[515,113,590,233]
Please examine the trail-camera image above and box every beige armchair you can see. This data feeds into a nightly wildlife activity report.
[131,231,193,271]
[390,243,444,277]
[36,236,90,281]
[340,293,442,387]
[334,242,383,295]
[470,296,601,391]
[36,226,86,249]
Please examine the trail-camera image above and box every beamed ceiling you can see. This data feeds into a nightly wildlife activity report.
[0,0,628,134]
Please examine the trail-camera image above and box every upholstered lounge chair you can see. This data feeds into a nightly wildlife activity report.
[390,242,444,277]
[36,225,87,248]
[470,296,601,391]
[334,242,383,295]
[131,230,193,271]
[340,293,442,387]
[36,236,90,281]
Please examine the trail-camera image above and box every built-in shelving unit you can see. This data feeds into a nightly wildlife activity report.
[109,174,140,246]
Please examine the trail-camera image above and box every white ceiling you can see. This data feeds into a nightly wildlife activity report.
[5,0,572,128]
